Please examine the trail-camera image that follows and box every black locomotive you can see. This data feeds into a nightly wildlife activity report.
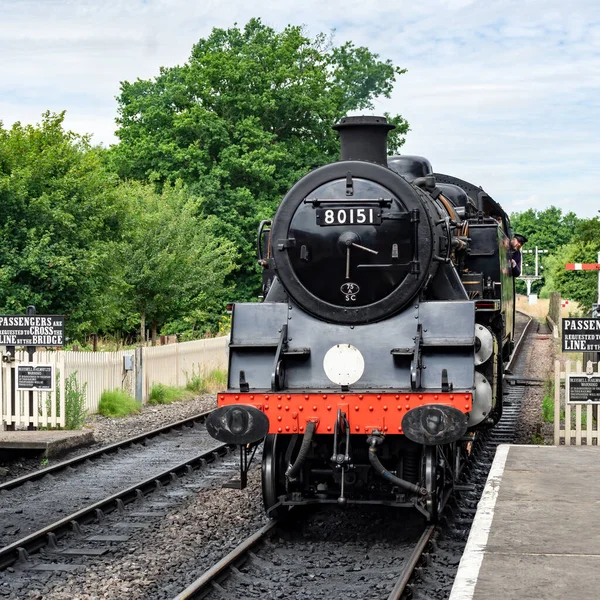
[206,116,515,521]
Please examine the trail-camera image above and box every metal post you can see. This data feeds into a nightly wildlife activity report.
[26,305,36,430]
[597,251,600,306]
[535,246,539,277]
[134,346,143,403]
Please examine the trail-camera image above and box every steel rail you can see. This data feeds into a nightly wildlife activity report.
[172,520,278,600]
[387,524,436,600]
[0,409,217,492]
[0,442,230,570]
[506,311,535,375]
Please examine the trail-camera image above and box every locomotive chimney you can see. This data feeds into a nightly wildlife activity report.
[333,115,395,166]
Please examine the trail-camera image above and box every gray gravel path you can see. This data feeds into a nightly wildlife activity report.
[513,320,555,445]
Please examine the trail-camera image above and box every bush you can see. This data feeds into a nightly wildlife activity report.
[98,389,140,417]
[185,367,227,394]
[542,379,555,423]
[149,384,189,405]
[65,372,87,429]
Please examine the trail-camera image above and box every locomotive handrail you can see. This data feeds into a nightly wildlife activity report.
[303,196,393,206]
[257,219,272,263]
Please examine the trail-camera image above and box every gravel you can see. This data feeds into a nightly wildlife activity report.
[86,394,217,445]
[513,321,555,445]
[2,466,269,600]
[0,422,222,548]
[0,395,217,482]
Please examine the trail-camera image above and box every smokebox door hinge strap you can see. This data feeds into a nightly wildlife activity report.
[277,238,296,251]
[346,171,354,196]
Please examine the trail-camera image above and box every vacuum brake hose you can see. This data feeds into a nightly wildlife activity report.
[368,445,428,496]
[285,420,317,482]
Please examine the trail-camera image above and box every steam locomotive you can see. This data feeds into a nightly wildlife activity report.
[206,116,515,521]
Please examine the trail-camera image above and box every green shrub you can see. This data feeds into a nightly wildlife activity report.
[542,379,554,423]
[184,367,228,394]
[184,368,207,394]
[65,372,87,429]
[98,389,140,417]
[149,383,189,405]
[204,368,227,391]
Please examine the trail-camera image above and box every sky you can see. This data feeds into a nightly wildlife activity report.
[1,0,599,218]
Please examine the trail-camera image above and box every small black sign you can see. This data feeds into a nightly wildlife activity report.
[0,315,64,347]
[316,207,382,226]
[568,375,600,404]
[16,364,54,391]
[562,318,600,352]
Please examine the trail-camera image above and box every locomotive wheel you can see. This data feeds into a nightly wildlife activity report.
[423,446,444,522]
[262,434,290,520]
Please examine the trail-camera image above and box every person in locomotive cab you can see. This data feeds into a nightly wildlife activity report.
[509,234,528,277]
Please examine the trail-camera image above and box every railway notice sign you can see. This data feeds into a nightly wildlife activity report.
[567,374,600,404]
[0,315,64,347]
[562,318,600,352]
[16,364,54,391]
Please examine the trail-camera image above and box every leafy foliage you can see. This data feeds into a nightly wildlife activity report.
[542,217,600,309]
[0,112,128,338]
[510,206,581,295]
[118,181,238,338]
[98,389,140,417]
[148,383,190,405]
[111,19,408,298]
[510,207,580,253]
[64,372,88,430]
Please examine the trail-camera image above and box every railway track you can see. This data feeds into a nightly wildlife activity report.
[172,512,435,600]
[172,313,537,600]
[0,411,232,570]
[1,410,218,492]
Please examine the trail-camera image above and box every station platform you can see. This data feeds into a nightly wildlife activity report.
[0,429,94,456]
[449,445,600,600]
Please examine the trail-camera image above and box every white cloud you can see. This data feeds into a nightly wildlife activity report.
[1,0,599,216]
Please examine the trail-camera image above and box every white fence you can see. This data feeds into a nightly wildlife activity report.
[1,337,228,429]
[1,351,66,428]
[554,360,600,445]
[142,337,228,400]
[64,350,135,414]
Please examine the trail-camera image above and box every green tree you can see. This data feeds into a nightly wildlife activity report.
[111,19,408,298]
[542,217,600,309]
[0,112,128,338]
[119,181,237,342]
[510,206,580,294]
[510,206,580,253]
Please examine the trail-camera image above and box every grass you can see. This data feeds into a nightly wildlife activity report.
[98,389,140,417]
[184,367,227,394]
[149,384,191,405]
[149,368,228,406]
[542,378,555,423]
[531,433,545,445]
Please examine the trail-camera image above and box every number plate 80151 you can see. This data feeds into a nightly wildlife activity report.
[316,207,382,226]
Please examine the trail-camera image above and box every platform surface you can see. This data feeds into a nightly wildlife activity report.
[0,429,94,455]
[450,445,600,600]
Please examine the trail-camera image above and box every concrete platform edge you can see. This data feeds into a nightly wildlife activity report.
[448,444,510,600]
